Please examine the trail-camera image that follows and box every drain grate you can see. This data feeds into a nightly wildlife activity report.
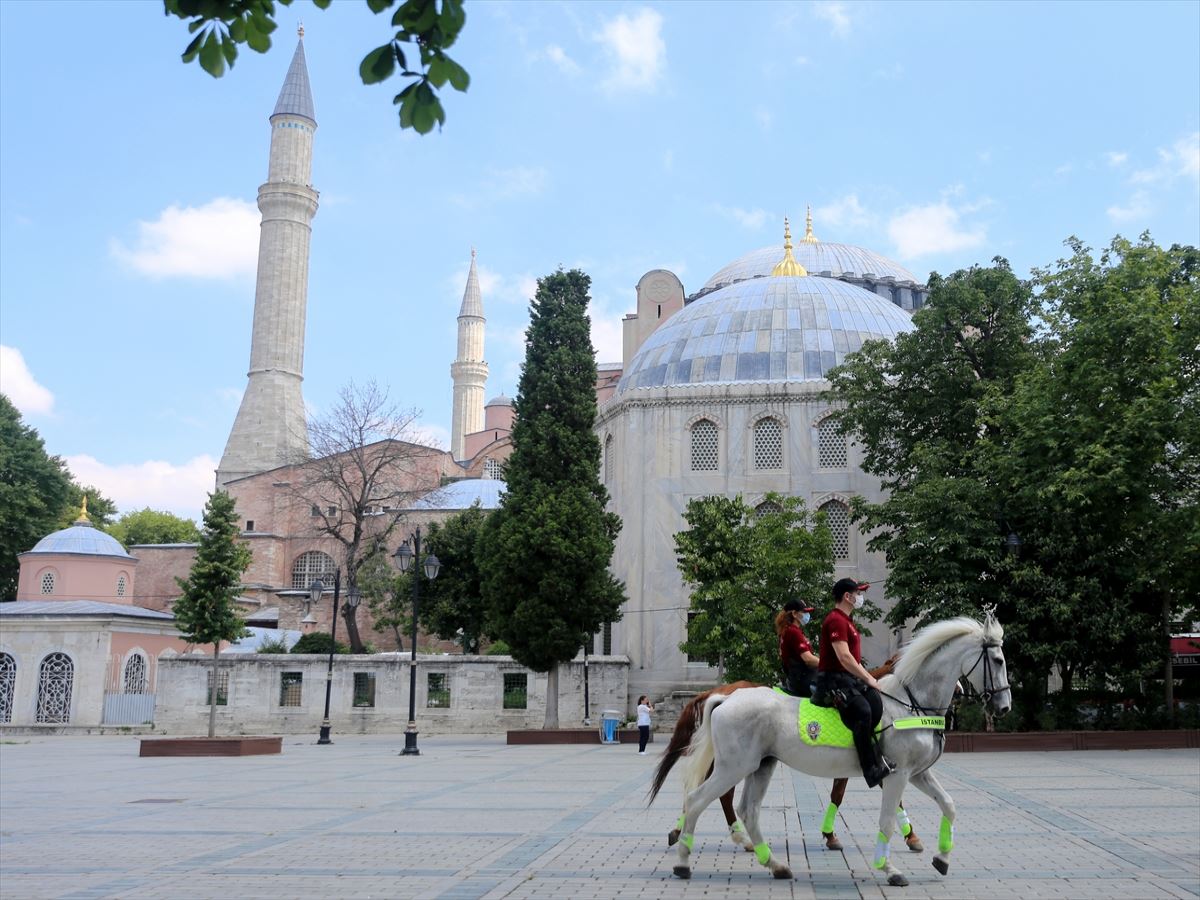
[129,798,186,804]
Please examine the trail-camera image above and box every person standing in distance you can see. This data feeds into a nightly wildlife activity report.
[815,578,893,788]
[637,695,654,755]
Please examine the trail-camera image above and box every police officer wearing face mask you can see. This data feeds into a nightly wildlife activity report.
[777,599,819,697]
[815,577,894,788]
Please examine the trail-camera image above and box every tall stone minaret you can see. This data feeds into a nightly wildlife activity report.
[217,31,319,488]
[449,249,488,461]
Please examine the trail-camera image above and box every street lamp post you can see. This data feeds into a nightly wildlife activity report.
[393,527,441,756]
[315,571,362,745]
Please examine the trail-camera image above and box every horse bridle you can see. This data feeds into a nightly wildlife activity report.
[963,641,1009,706]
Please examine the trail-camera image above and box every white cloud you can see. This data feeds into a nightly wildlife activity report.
[1105,151,1128,167]
[0,345,55,416]
[1106,191,1152,224]
[813,1,852,37]
[875,63,904,80]
[64,454,218,521]
[452,166,548,207]
[794,55,812,66]
[814,194,876,232]
[662,149,674,172]
[110,197,259,279]
[1131,131,1200,184]
[887,199,988,259]
[589,301,625,366]
[446,261,537,308]
[714,205,770,231]
[754,105,773,131]
[1054,162,1074,177]
[544,44,581,76]
[410,422,450,452]
[596,7,666,92]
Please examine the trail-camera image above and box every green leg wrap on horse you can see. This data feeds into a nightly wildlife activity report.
[821,802,839,834]
[896,806,912,837]
[730,820,746,834]
[680,833,694,851]
[873,831,890,869]
[939,816,954,854]
[675,814,685,831]
[754,842,771,866]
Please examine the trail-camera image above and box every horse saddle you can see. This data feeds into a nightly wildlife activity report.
[795,697,856,748]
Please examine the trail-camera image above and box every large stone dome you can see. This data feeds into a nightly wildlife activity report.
[701,241,921,294]
[28,520,133,559]
[615,275,913,396]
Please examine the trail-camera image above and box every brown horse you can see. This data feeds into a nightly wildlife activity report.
[653,677,923,853]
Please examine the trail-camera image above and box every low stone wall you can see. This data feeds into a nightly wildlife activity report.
[154,654,629,735]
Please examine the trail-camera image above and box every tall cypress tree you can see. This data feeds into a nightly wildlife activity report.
[480,269,625,728]
[174,491,251,737]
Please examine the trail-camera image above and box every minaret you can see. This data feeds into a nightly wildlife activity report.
[449,249,488,461]
[217,30,319,488]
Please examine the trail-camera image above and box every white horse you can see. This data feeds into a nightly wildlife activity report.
[670,614,1012,886]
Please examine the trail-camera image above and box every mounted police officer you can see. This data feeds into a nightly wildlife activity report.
[815,577,894,788]
[776,599,819,697]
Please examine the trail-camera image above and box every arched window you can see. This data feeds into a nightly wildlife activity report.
[0,653,15,723]
[817,418,848,468]
[821,500,852,560]
[291,551,336,591]
[753,417,784,469]
[604,434,614,483]
[116,574,127,598]
[483,457,502,480]
[40,571,55,595]
[754,500,782,518]
[123,653,148,694]
[690,419,719,472]
[36,652,73,723]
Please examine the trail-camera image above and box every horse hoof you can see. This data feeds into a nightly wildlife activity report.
[773,867,793,880]
[906,837,925,853]
[667,829,679,846]
[673,866,692,880]
[888,874,910,887]
[933,858,949,876]
[743,844,755,853]
[825,836,844,851]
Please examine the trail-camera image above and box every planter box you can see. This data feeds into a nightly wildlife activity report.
[507,728,646,745]
[944,729,1199,752]
[139,736,283,757]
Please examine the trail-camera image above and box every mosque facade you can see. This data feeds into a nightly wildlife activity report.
[153,38,925,702]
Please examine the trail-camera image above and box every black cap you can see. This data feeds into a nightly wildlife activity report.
[784,599,814,613]
[832,577,870,601]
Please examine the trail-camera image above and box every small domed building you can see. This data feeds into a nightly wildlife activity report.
[597,216,919,699]
[0,502,194,728]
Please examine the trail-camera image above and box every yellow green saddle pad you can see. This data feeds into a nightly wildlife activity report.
[796,697,855,748]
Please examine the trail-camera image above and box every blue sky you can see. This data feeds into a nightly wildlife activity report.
[1,0,1197,523]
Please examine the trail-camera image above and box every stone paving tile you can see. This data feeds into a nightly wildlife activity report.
[1,736,1197,899]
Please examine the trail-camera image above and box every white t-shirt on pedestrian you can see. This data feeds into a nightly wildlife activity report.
[637,703,652,727]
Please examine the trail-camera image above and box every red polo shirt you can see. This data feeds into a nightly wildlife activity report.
[779,624,812,670]
[818,608,861,673]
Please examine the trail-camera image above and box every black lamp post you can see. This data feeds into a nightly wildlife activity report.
[393,527,440,756]
[1004,531,1022,558]
[315,571,361,745]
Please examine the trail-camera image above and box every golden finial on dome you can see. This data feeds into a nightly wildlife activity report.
[76,495,90,524]
[801,204,819,243]
[298,21,305,39]
[771,216,808,277]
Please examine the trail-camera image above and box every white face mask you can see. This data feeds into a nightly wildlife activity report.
[800,612,811,626]
[852,592,865,609]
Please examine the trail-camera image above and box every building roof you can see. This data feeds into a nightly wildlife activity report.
[272,37,315,124]
[701,241,922,293]
[615,275,914,396]
[485,393,512,407]
[409,478,506,510]
[0,601,174,620]
[25,520,134,560]
[459,248,484,319]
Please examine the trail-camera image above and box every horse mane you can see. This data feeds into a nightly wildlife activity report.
[891,616,1003,687]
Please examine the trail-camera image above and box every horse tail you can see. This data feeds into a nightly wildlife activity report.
[647,681,760,807]
[681,693,728,796]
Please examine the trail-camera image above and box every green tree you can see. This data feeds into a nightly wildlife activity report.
[106,508,201,547]
[423,502,490,653]
[479,270,625,728]
[173,491,252,737]
[356,536,410,650]
[0,395,74,599]
[163,0,469,134]
[998,236,1200,715]
[675,493,837,684]
[290,631,349,655]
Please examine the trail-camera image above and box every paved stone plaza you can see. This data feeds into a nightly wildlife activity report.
[1,735,1197,900]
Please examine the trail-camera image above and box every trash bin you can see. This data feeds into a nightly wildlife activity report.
[600,709,621,744]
